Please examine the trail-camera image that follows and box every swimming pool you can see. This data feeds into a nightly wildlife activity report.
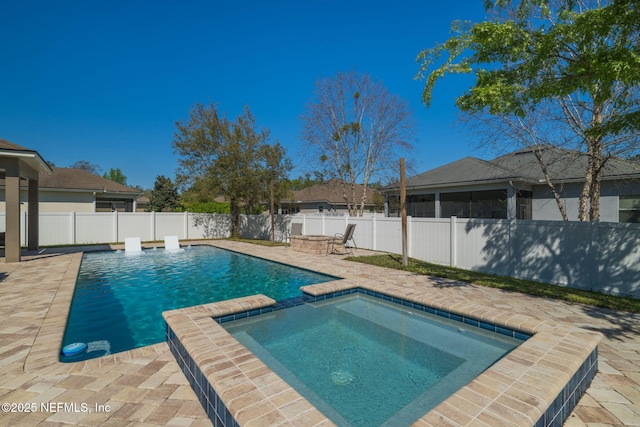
[222,293,523,426]
[60,245,338,362]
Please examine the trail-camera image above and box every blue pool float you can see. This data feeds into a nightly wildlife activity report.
[62,342,88,356]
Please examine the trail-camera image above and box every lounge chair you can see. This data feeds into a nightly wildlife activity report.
[164,235,184,253]
[124,237,142,255]
[326,224,357,255]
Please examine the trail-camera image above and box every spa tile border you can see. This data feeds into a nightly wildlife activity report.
[165,284,601,427]
[164,295,334,427]
[214,288,531,341]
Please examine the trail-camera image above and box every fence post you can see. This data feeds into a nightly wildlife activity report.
[113,211,118,243]
[184,211,188,240]
[407,216,413,258]
[71,212,76,245]
[590,220,600,291]
[450,216,457,267]
[509,219,516,278]
[372,214,377,251]
[151,211,156,241]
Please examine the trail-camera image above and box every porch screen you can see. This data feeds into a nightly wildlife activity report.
[441,190,507,219]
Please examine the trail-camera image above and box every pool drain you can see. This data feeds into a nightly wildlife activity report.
[331,370,355,385]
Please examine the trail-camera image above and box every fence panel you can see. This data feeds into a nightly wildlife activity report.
[323,217,348,239]
[75,213,115,244]
[187,213,231,239]
[117,213,154,242]
[239,215,272,240]
[411,218,451,266]
[303,216,325,235]
[374,217,403,254]
[39,213,73,246]
[510,220,594,289]
[455,219,511,276]
[596,222,640,297]
[348,216,374,250]
[156,213,188,240]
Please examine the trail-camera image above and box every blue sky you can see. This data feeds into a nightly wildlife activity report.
[1,1,489,189]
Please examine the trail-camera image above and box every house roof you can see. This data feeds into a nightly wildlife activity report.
[288,179,378,205]
[0,139,29,151]
[38,167,142,195]
[389,146,640,191]
[0,137,53,176]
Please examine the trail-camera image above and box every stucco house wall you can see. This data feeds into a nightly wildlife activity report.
[0,167,143,214]
[0,189,98,213]
[532,180,638,222]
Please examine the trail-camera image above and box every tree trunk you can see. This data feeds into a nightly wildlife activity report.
[581,102,605,221]
[578,168,592,221]
[359,183,368,217]
[531,145,569,221]
[589,137,604,221]
[230,199,240,238]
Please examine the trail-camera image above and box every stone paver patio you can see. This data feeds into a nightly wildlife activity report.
[0,240,639,426]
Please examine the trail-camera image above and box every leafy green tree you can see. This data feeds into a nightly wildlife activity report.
[186,201,231,213]
[102,168,127,185]
[300,70,415,216]
[288,173,324,191]
[146,175,180,212]
[417,0,640,221]
[173,103,292,236]
[260,142,293,213]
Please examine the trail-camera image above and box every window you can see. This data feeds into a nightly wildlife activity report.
[516,190,533,220]
[441,190,507,219]
[407,194,435,217]
[96,199,133,212]
[619,195,640,223]
[282,207,300,215]
[441,192,471,218]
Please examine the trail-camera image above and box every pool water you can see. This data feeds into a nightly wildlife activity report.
[223,293,523,426]
[60,245,337,362]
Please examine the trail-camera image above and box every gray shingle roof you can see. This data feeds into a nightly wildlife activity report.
[290,179,378,204]
[39,167,141,194]
[404,157,521,189]
[0,138,29,151]
[391,146,640,190]
[0,137,53,175]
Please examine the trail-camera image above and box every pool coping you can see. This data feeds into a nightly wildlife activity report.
[163,281,602,427]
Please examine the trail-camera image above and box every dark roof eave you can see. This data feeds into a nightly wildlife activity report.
[386,173,640,192]
[0,148,53,175]
[385,177,537,192]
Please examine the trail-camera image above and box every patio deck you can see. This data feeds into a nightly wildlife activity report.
[0,240,638,426]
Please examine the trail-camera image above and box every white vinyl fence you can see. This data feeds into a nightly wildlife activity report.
[3,212,639,299]
[293,214,640,299]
